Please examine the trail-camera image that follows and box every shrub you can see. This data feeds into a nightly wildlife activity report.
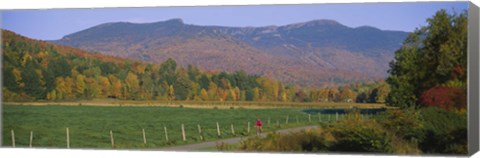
[419,86,466,111]
[238,129,330,152]
[239,111,421,154]
[376,109,425,141]
[442,128,467,154]
[216,141,234,151]
[328,113,392,153]
[418,107,467,154]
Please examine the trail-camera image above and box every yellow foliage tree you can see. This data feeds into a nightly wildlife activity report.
[99,76,111,97]
[55,77,66,100]
[108,75,122,98]
[12,68,24,88]
[75,75,86,97]
[272,81,279,101]
[125,72,139,98]
[230,88,237,101]
[234,87,241,101]
[253,87,260,101]
[282,91,288,102]
[208,82,218,100]
[168,85,175,103]
[86,77,101,98]
[64,77,74,99]
[200,88,209,101]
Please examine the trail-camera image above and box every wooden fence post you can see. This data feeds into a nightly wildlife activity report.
[286,115,289,124]
[308,114,311,122]
[164,126,169,142]
[142,128,147,144]
[318,113,321,122]
[216,122,221,137]
[29,131,33,148]
[231,124,235,135]
[110,130,114,148]
[66,128,70,149]
[336,112,339,121]
[181,124,186,141]
[247,122,250,133]
[197,124,203,141]
[11,130,15,148]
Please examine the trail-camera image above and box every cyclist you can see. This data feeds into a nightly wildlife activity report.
[255,118,263,136]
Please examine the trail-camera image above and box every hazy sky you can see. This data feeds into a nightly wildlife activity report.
[1,2,469,40]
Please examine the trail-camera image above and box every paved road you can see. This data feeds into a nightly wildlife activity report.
[160,125,319,151]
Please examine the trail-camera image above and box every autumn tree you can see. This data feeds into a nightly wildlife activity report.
[208,82,218,101]
[167,85,175,103]
[99,76,111,97]
[174,73,193,100]
[64,77,74,99]
[328,88,339,102]
[252,87,260,101]
[420,86,466,111]
[125,72,139,99]
[55,77,66,100]
[374,84,390,103]
[386,9,467,108]
[108,75,122,98]
[75,74,86,98]
[200,88,209,101]
[339,86,356,102]
[139,74,154,100]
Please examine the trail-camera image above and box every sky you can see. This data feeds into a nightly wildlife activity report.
[1,2,469,40]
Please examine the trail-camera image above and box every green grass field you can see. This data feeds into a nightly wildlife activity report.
[2,104,345,149]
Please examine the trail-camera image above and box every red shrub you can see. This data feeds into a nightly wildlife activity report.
[420,86,466,111]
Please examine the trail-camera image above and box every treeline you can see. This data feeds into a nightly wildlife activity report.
[2,30,388,103]
[386,9,467,111]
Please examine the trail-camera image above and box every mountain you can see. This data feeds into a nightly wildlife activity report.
[54,19,409,86]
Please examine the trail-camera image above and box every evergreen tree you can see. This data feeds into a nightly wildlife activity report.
[22,60,45,99]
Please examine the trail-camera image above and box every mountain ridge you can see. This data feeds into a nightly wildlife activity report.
[53,18,409,86]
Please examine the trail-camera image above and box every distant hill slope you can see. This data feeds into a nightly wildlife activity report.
[54,19,409,85]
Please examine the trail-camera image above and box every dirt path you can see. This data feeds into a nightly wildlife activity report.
[160,125,319,151]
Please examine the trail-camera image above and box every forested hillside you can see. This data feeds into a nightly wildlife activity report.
[2,30,388,103]
[54,19,408,85]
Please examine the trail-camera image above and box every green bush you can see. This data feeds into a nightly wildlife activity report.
[376,108,425,141]
[420,107,466,133]
[238,129,330,152]
[418,107,467,154]
[328,113,392,153]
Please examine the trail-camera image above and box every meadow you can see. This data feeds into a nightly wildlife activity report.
[1,103,366,149]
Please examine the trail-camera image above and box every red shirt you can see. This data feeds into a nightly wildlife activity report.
[256,120,263,126]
